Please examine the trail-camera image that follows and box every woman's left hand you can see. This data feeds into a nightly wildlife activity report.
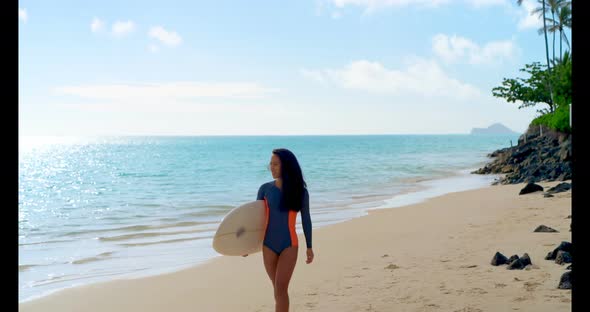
[306,248,314,264]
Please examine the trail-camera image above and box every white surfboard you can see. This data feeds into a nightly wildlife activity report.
[212,200,267,256]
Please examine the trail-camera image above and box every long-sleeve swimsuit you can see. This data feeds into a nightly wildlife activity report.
[257,181,312,255]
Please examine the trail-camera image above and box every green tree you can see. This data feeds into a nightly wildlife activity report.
[492,52,571,132]
[549,51,572,108]
[492,62,554,114]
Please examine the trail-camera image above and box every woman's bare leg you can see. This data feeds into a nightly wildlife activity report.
[262,245,279,287]
[274,246,298,312]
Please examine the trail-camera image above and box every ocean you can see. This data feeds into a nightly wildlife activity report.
[18,134,518,302]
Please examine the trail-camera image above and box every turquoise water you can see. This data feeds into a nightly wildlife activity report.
[18,134,518,302]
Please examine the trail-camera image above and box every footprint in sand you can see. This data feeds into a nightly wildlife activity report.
[513,294,533,302]
[469,288,488,295]
[460,264,478,269]
[454,307,483,312]
[346,274,362,278]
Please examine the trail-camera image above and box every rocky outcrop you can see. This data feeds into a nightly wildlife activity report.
[472,124,571,184]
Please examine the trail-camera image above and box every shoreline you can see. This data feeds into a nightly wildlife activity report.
[19,167,499,303]
[20,179,571,311]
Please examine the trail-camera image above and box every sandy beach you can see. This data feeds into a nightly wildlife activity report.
[19,180,572,312]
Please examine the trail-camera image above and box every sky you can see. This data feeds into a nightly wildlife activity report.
[18,0,572,136]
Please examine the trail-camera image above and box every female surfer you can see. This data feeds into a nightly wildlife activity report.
[244,148,314,312]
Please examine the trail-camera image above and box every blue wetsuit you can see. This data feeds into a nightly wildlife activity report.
[257,181,312,255]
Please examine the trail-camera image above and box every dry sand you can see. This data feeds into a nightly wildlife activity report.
[19,181,572,311]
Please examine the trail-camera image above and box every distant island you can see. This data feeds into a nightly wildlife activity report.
[470,123,519,135]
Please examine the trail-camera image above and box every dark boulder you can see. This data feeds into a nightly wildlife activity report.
[534,225,558,232]
[558,271,572,289]
[545,241,572,260]
[519,183,544,195]
[491,252,508,266]
[546,182,571,194]
[555,251,572,265]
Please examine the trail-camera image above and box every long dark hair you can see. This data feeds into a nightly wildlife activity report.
[272,148,307,212]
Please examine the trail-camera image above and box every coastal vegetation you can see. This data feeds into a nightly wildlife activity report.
[476,1,572,184]
[492,0,571,133]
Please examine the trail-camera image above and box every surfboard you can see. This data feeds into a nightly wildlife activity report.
[212,200,267,256]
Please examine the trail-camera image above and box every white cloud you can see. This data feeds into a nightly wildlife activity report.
[517,0,542,30]
[112,21,135,36]
[148,26,182,46]
[19,8,28,23]
[54,82,279,100]
[300,59,481,99]
[91,17,104,33]
[432,34,517,65]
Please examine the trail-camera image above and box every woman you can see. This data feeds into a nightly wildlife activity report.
[246,148,314,312]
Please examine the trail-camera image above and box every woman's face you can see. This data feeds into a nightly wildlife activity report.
[269,154,282,179]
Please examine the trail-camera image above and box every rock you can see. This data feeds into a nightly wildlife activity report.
[566,264,572,270]
[545,241,572,260]
[507,254,530,270]
[558,271,572,289]
[555,251,572,265]
[546,182,571,194]
[507,259,525,270]
[507,255,519,264]
[534,225,559,232]
[491,252,508,266]
[521,253,532,266]
[473,124,571,185]
[544,193,554,198]
[519,183,544,195]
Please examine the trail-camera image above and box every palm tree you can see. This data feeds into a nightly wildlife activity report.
[530,0,555,69]
[538,1,569,62]
[545,1,571,62]
[518,0,553,105]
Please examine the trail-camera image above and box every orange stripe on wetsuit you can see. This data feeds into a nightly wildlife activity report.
[288,210,298,247]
